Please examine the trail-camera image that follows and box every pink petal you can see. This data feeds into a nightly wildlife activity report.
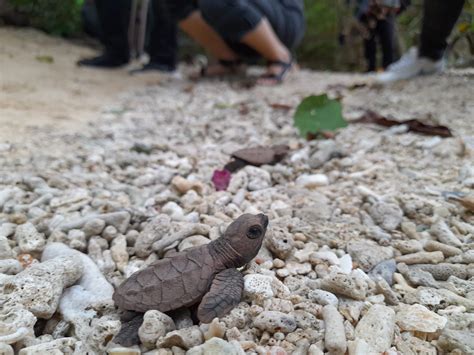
[212,169,232,191]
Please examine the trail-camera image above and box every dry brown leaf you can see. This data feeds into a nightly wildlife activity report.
[353,110,453,137]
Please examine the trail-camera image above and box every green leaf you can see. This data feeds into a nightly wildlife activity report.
[214,103,234,109]
[293,94,347,138]
[35,55,54,63]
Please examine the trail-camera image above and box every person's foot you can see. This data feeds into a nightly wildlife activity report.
[77,53,129,68]
[193,59,245,79]
[375,47,444,84]
[257,57,294,86]
[129,62,176,74]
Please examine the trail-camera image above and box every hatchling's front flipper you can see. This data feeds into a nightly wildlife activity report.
[114,311,144,346]
[197,268,244,323]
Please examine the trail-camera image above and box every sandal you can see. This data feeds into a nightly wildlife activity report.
[258,58,294,85]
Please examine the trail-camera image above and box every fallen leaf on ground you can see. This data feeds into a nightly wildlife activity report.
[293,94,348,140]
[35,55,54,63]
[352,110,452,137]
[224,145,289,172]
[212,169,232,191]
[269,103,293,110]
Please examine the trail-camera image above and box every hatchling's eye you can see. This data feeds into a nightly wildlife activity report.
[247,225,263,239]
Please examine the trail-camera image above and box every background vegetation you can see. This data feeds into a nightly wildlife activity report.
[3,0,473,70]
[299,0,474,70]
[7,0,83,36]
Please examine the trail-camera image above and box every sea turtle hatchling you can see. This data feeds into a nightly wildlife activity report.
[113,213,269,345]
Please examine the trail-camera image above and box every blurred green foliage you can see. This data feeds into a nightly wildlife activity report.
[396,0,423,49]
[296,0,343,70]
[297,0,473,70]
[297,0,420,70]
[8,0,83,36]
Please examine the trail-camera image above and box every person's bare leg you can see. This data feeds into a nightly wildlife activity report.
[241,18,293,84]
[180,11,237,60]
[241,18,290,62]
[180,11,243,76]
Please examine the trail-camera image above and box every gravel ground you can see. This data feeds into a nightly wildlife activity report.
[0,68,473,355]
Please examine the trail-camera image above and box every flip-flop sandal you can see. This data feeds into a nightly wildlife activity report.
[258,58,294,85]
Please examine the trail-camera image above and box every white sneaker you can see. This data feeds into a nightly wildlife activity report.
[375,47,444,84]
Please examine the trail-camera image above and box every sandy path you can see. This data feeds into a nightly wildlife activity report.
[0,27,162,143]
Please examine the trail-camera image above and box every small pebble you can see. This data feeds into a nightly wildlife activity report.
[322,305,346,355]
[395,251,444,265]
[253,311,297,333]
[354,304,395,353]
[295,174,329,188]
